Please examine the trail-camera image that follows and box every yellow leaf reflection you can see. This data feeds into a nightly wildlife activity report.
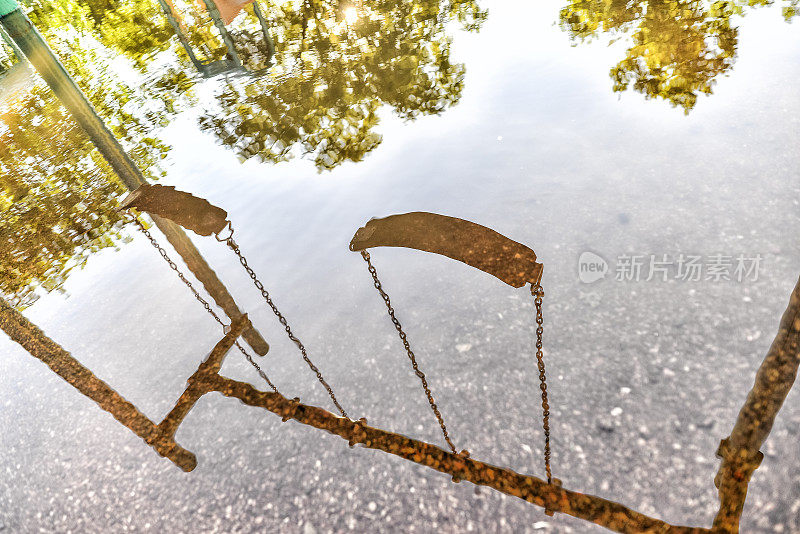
[559,0,797,113]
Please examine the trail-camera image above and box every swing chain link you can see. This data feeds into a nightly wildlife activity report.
[128,215,280,394]
[222,230,349,419]
[360,250,458,455]
[531,283,552,484]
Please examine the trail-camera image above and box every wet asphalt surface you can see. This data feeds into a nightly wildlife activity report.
[2,1,800,532]
[2,169,799,533]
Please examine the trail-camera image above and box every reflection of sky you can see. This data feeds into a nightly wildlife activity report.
[143,0,800,294]
[2,1,800,532]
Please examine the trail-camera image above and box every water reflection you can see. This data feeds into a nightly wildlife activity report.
[0,29,16,73]
[197,0,487,169]
[26,0,174,70]
[559,0,798,112]
[0,0,795,307]
[2,1,799,531]
[0,54,183,308]
[161,0,276,74]
[0,0,485,306]
[0,0,200,310]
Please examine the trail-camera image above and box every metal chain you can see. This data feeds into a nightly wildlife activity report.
[360,250,457,454]
[531,283,552,484]
[222,231,348,419]
[129,216,280,394]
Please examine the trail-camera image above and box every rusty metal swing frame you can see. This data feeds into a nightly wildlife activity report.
[3,265,800,533]
[2,5,798,530]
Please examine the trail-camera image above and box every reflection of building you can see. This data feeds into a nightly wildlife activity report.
[157,0,274,77]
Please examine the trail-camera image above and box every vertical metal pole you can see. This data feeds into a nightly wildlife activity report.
[0,8,269,356]
[0,9,145,190]
[712,273,800,533]
[252,1,275,62]
[200,0,242,67]
[0,22,22,60]
[157,0,207,74]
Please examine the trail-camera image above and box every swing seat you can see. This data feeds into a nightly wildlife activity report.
[349,212,543,287]
[120,184,229,237]
[350,212,551,465]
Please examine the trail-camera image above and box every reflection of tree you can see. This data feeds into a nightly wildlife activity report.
[198,0,487,170]
[785,0,799,18]
[26,0,174,70]
[559,0,796,112]
[0,12,183,307]
[0,37,15,73]
[0,88,127,308]
[2,0,486,304]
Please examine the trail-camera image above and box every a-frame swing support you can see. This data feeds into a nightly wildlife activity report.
[3,267,800,533]
[156,0,275,77]
[2,1,798,531]
[0,298,703,533]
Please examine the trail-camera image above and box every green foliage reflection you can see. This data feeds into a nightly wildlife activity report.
[198,0,486,169]
[25,0,174,69]
[1,0,484,305]
[0,8,187,307]
[559,0,797,112]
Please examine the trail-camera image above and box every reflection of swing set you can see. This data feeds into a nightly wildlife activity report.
[157,0,275,77]
[2,4,798,531]
[117,183,551,476]
[6,183,799,533]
